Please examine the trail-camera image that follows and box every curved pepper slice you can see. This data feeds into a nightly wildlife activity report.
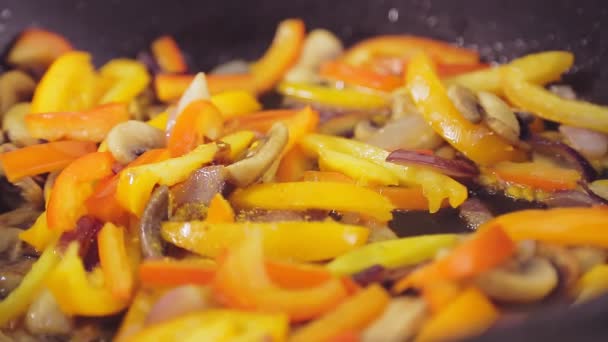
[155,73,255,102]
[98,223,134,300]
[31,51,100,113]
[406,53,523,165]
[129,309,288,342]
[19,212,60,252]
[230,181,394,222]
[206,193,235,224]
[250,18,305,93]
[7,28,73,69]
[488,161,580,191]
[327,234,457,275]
[320,61,402,91]
[318,148,399,186]
[213,232,349,322]
[151,35,187,73]
[47,152,115,232]
[485,207,608,247]
[574,264,608,303]
[168,100,223,157]
[209,90,261,119]
[0,140,96,182]
[139,258,217,287]
[289,284,390,342]
[300,134,467,213]
[98,58,151,104]
[504,65,608,133]
[161,220,369,262]
[341,35,479,67]
[445,51,574,94]
[218,130,256,162]
[116,143,218,216]
[277,82,390,111]
[25,103,130,142]
[46,243,129,316]
[0,244,60,326]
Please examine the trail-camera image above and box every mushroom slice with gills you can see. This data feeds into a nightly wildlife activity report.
[447,84,484,123]
[570,246,607,273]
[225,122,289,187]
[106,120,166,164]
[2,103,38,147]
[25,289,73,335]
[139,185,169,258]
[0,70,36,114]
[477,91,521,144]
[284,29,344,84]
[536,242,581,291]
[361,297,428,342]
[475,257,558,303]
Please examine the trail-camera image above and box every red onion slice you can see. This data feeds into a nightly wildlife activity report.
[387,149,479,178]
[559,125,608,159]
[458,198,494,230]
[527,135,597,181]
[541,190,605,208]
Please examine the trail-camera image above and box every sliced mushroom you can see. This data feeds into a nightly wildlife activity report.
[549,84,577,100]
[0,227,22,256]
[139,185,169,258]
[25,289,73,335]
[477,91,521,144]
[571,246,607,273]
[361,297,427,342]
[587,180,608,202]
[0,258,34,298]
[2,102,38,147]
[319,112,373,136]
[447,84,484,123]
[284,29,344,83]
[106,120,166,164]
[15,176,44,209]
[0,70,36,114]
[225,122,288,187]
[475,257,558,303]
[536,242,580,291]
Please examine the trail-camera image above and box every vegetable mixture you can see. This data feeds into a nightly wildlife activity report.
[1,19,608,342]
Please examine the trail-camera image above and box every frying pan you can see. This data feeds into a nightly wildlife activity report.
[1,0,608,340]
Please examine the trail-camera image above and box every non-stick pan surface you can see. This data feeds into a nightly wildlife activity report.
[1,0,608,340]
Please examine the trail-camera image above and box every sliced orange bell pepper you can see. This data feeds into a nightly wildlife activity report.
[276,146,313,182]
[213,232,349,322]
[283,106,319,152]
[98,58,150,104]
[250,18,305,93]
[393,224,516,293]
[320,61,402,91]
[224,109,297,133]
[25,103,130,142]
[289,284,390,342]
[486,207,608,247]
[206,193,235,224]
[230,181,394,222]
[7,28,73,69]
[0,140,96,182]
[168,100,223,156]
[406,53,523,165]
[415,287,498,342]
[98,222,134,300]
[139,258,217,287]
[155,73,255,102]
[151,35,187,73]
[265,260,336,290]
[422,281,462,313]
[365,56,488,78]
[47,152,115,232]
[488,161,581,191]
[30,51,100,113]
[328,331,361,342]
[342,35,479,67]
[219,130,256,162]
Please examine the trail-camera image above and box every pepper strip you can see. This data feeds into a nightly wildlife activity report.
[300,134,467,213]
[277,82,390,111]
[98,223,134,300]
[230,181,394,222]
[151,35,187,73]
[98,58,150,104]
[406,53,523,165]
[161,220,369,262]
[155,73,256,102]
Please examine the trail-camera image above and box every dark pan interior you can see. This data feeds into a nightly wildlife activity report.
[1,0,608,341]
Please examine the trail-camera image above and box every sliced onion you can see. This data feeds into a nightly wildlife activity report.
[527,135,596,181]
[364,115,443,151]
[458,198,494,230]
[145,285,213,325]
[541,190,604,208]
[387,149,479,178]
[166,72,210,135]
[171,166,226,208]
[559,125,608,159]
[210,59,250,75]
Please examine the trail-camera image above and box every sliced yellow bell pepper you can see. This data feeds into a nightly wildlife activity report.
[98,223,134,300]
[327,234,458,275]
[218,130,256,161]
[504,66,608,133]
[300,133,468,213]
[407,53,523,165]
[98,58,150,104]
[129,310,289,342]
[146,111,168,129]
[210,90,262,119]
[277,82,390,111]
[114,288,164,342]
[116,142,218,216]
[0,244,60,326]
[46,243,129,316]
[161,220,369,262]
[445,51,574,94]
[31,51,100,113]
[318,148,399,186]
[230,181,394,222]
[19,211,60,252]
[574,264,608,303]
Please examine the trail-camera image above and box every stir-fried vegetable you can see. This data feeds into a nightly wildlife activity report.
[2,19,608,342]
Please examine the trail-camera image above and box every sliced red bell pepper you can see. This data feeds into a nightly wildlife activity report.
[25,103,130,142]
[167,100,223,157]
[488,161,581,191]
[213,232,349,322]
[7,28,73,69]
[276,146,313,182]
[47,152,115,232]
[151,35,187,73]
[250,18,306,93]
[98,222,134,300]
[155,73,255,102]
[139,259,217,287]
[319,60,402,91]
[0,140,96,183]
[224,109,298,134]
[205,193,235,224]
